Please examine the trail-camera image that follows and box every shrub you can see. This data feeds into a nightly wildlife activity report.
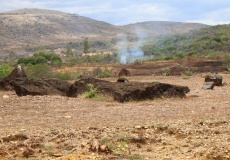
[162,67,170,76]
[223,55,230,70]
[84,83,97,98]
[0,64,10,78]
[53,71,81,80]
[24,64,53,78]
[17,50,62,66]
[164,55,174,60]
[92,67,102,77]
[102,68,111,78]
[175,53,185,59]
[184,69,193,76]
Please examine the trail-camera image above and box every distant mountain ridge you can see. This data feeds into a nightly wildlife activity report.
[123,21,208,37]
[0,8,208,52]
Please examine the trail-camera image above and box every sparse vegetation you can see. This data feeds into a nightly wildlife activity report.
[162,67,170,76]
[181,74,190,79]
[223,54,230,71]
[53,71,81,80]
[92,67,111,78]
[0,63,10,78]
[0,74,230,160]
[141,24,230,60]
[1,9,230,160]
[24,64,53,78]
[84,83,97,98]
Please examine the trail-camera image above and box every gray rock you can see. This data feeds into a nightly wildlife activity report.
[202,82,215,90]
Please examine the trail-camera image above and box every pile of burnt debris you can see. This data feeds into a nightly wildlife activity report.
[202,74,223,90]
[0,66,190,102]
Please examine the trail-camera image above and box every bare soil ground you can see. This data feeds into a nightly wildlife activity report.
[0,74,230,160]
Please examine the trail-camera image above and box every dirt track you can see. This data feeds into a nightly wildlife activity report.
[0,74,230,160]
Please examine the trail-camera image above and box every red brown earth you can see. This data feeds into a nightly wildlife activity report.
[0,74,229,160]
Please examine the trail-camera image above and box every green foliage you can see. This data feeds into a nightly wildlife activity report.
[164,55,174,60]
[101,137,111,144]
[181,74,190,79]
[0,64,10,78]
[223,54,230,69]
[84,83,97,98]
[24,64,53,78]
[102,68,111,78]
[184,69,192,76]
[87,54,115,64]
[141,24,230,59]
[92,67,111,78]
[175,52,185,59]
[208,51,218,59]
[51,59,62,67]
[83,38,89,53]
[17,50,62,66]
[89,41,112,51]
[53,71,81,80]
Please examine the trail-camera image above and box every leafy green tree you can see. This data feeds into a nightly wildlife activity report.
[83,38,89,53]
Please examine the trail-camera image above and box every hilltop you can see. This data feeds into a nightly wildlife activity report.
[0,8,208,53]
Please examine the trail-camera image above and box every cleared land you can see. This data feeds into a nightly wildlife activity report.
[0,74,229,160]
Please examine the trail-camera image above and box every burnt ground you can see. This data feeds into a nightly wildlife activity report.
[112,59,225,76]
[0,74,230,160]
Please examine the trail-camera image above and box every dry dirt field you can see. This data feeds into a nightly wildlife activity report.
[0,74,230,160]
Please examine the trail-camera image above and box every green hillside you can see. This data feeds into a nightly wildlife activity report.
[141,24,230,60]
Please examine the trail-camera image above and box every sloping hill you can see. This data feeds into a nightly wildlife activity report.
[141,24,230,59]
[0,8,208,52]
[0,8,121,50]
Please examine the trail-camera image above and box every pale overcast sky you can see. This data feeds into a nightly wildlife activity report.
[0,0,230,25]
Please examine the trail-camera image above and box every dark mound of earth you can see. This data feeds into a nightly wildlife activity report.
[1,66,190,102]
[11,77,71,96]
[0,65,27,90]
[67,78,190,102]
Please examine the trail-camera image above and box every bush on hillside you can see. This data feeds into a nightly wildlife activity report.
[17,50,62,66]
[24,64,53,78]
[0,64,10,78]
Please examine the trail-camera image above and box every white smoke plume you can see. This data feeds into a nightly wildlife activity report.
[117,26,146,64]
